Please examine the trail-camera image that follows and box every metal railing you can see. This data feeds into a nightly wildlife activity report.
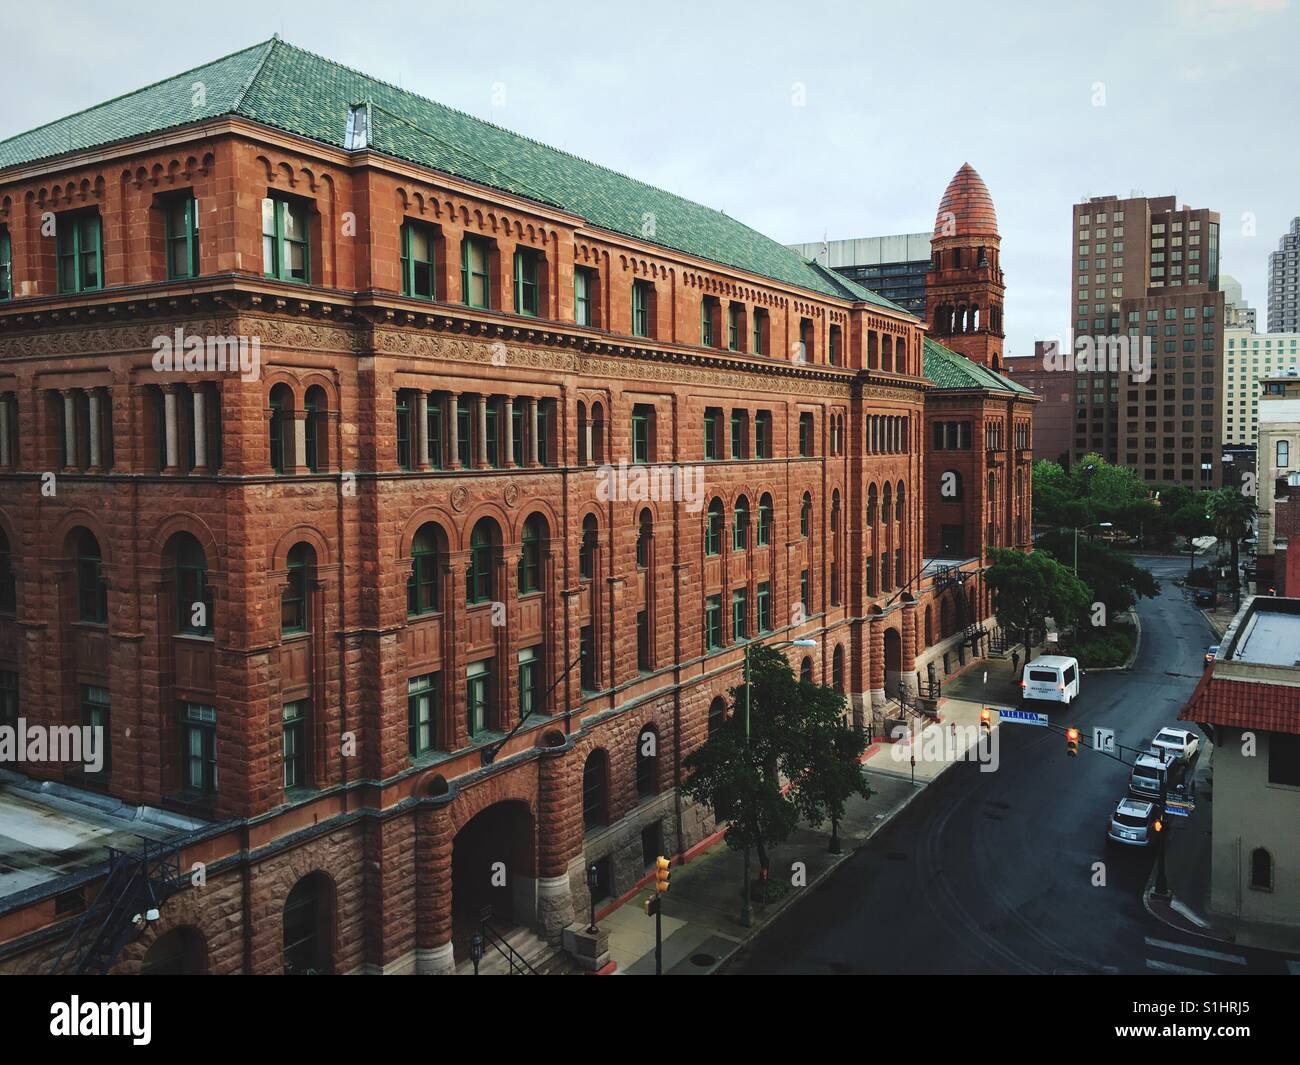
[478,910,538,975]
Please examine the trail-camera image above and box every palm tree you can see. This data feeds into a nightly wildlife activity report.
[1206,488,1257,611]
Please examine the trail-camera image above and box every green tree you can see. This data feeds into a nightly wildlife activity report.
[1206,486,1257,610]
[1036,530,1159,620]
[1164,486,1214,576]
[788,681,871,854]
[985,546,1091,647]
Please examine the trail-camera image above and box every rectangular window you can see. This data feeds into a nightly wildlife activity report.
[752,311,765,355]
[283,700,307,790]
[57,213,103,293]
[705,595,723,650]
[636,612,651,672]
[0,227,11,300]
[396,395,412,470]
[731,410,746,460]
[461,237,491,309]
[519,647,541,720]
[81,685,111,774]
[632,280,651,337]
[407,673,438,756]
[485,403,499,466]
[632,404,652,464]
[800,569,810,613]
[728,304,741,351]
[457,405,472,468]
[580,626,596,691]
[181,703,217,796]
[701,298,714,347]
[799,412,813,457]
[755,411,771,459]
[261,197,309,284]
[427,400,443,469]
[574,268,593,326]
[1267,733,1300,787]
[732,589,748,642]
[401,220,437,299]
[513,249,540,316]
[704,409,718,460]
[165,194,199,280]
[467,660,492,737]
[756,582,771,632]
[0,671,17,732]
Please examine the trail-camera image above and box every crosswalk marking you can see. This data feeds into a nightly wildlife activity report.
[1146,958,1212,975]
[1144,936,1247,967]
[1288,959,1300,975]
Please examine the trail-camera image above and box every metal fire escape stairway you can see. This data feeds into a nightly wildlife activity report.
[51,837,184,975]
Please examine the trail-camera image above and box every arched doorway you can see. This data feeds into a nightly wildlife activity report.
[883,627,903,698]
[140,926,206,975]
[451,800,535,950]
[283,872,335,975]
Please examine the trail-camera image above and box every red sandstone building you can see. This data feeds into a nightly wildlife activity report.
[0,40,1034,974]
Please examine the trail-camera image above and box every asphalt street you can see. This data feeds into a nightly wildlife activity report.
[727,557,1296,975]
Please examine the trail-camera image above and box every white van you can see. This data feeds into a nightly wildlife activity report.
[1020,655,1081,706]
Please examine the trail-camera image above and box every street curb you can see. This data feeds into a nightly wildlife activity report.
[1141,865,1239,948]
[709,766,936,973]
[1086,609,1142,673]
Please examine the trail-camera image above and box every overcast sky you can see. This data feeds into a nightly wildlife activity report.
[4,0,1298,353]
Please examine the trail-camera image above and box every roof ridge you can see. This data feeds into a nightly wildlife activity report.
[233,35,281,115]
[0,38,275,153]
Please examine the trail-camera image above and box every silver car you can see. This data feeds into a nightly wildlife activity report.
[1108,798,1158,847]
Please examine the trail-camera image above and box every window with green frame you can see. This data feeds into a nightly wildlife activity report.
[57,213,102,293]
[701,297,715,347]
[0,670,16,732]
[304,393,319,472]
[755,411,771,459]
[81,685,111,774]
[732,589,748,642]
[799,412,813,457]
[426,398,443,469]
[514,249,540,316]
[728,305,741,350]
[752,310,765,355]
[632,404,652,464]
[75,531,107,624]
[705,595,723,650]
[757,495,772,546]
[408,673,439,756]
[180,703,217,796]
[407,524,442,616]
[395,393,412,470]
[512,406,525,466]
[730,410,746,459]
[261,197,310,283]
[467,660,492,736]
[828,325,840,366]
[632,280,651,337]
[485,402,499,466]
[461,236,491,308]
[579,515,598,580]
[401,220,437,300]
[517,515,543,593]
[457,404,472,467]
[704,409,718,460]
[283,701,307,789]
[756,582,771,632]
[281,543,311,635]
[175,537,212,636]
[466,520,495,603]
[733,498,749,552]
[0,226,13,300]
[705,500,723,556]
[518,647,541,721]
[574,268,593,326]
[800,493,812,537]
[164,194,199,280]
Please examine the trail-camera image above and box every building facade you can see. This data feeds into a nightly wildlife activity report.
[1267,217,1300,334]
[1221,274,1257,331]
[1071,194,1225,487]
[1223,326,1300,446]
[0,39,1031,975]
[785,234,931,320]
[1253,371,1300,593]
[1003,345,1073,467]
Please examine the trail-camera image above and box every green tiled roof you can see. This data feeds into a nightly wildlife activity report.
[923,337,1031,393]
[0,38,908,312]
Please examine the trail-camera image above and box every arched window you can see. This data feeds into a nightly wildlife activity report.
[466,518,498,604]
[800,657,813,684]
[705,499,724,556]
[832,645,844,693]
[140,926,206,976]
[283,873,334,975]
[707,696,727,737]
[882,483,892,522]
[1250,847,1273,890]
[407,523,443,616]
[281,542,314,635]
[171,533,211,636]
[800,492,812,538]
[590,402,606,464]
[268,383,293,473]
[636,725,660,797]
[582,749,609,831]
[577,401,588,465]
[579,514,598,579]
[757,494,773,547]
[733,496,750,552]
[518,513,546,594]
[896,481,906,521]
[0,528,14,615]
[636,508,653,569]
[75,529,107,624]
[304,385,327,472]
[866,484,877,527]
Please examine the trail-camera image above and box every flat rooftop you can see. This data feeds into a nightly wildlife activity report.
[0,772,206,906]
[1222,596,1300,668]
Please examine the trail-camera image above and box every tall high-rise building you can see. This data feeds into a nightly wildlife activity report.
[1221,274,1257,330]
[1268,217,1300,333]
[1223,327,1300,446]
[1071,194,1225,487]
[786,233,932,319]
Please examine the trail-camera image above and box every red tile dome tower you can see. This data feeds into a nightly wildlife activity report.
[926,163,1007,370]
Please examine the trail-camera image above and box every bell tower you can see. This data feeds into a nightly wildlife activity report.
[926,163,1006,370]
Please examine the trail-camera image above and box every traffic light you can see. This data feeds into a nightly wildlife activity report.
[1065,727,1080,757]
[980,707,992,736]
[655,856,671,894]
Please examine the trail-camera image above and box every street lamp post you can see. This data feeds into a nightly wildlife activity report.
[741,635,816,928]
[1072,521,1113,574]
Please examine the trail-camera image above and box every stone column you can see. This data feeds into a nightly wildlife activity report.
[528,397,540,467]
[584,419,594,467]
[292,410,308,474]
[502,396,515,467]
[446,394,460,469]
[61,390,78,469]
[416,392,430,470]
[87,388,102,470]
[901,601,918,696]
[415,808,456,974]
[476,394,489,468]
[0,396,10,466]
[868,615,886,710]
[191,387,207,471]
[537,748,579,943]
[162,387,179,471]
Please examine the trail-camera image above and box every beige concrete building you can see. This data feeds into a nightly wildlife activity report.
[1255,372,1300,591]
[1224,327,1300,446]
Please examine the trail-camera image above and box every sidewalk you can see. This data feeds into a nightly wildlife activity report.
[1144,744,1300,955]
[599,653,1028,975]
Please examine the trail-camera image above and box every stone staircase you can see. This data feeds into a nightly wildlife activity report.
[452,924,580,975]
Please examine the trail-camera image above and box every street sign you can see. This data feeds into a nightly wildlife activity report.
[995,707,1049,727]
[1093,727,1116,753]
[1164,799,1194,817]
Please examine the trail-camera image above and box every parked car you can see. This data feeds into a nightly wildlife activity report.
[1019,655,1081,706]
[1204,645,1219,667]
[1194,588,1216,608]
[1107,797,1159,847]
[1152,727,1200,763]
[1129,749,1186,800]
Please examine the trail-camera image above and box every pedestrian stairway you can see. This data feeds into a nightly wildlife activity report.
[1143,935,1247,975]
[452,925,580,975]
